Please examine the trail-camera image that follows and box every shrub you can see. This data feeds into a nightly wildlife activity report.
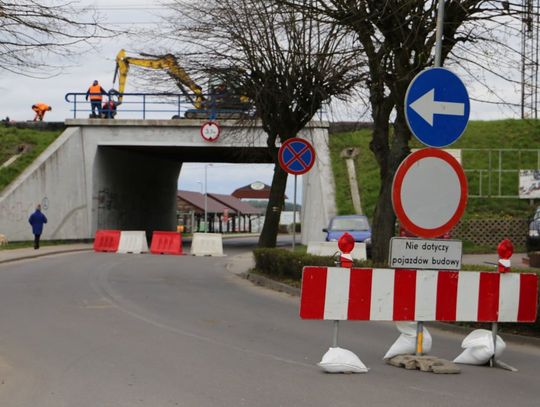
[253,247,369,281]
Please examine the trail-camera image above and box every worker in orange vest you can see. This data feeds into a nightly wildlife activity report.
[85,80,107,118]
[32,103,52,121]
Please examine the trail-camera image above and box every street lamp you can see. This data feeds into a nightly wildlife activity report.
[204,164,213,232]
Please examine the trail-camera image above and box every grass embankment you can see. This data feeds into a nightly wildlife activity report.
[0,127,61,191]
[329,119,540,220]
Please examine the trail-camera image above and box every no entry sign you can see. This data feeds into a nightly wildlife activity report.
[278,137,315,175]
[392,148,467,238]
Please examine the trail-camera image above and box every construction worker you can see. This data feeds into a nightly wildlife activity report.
[85,80,107,118]
[101,99,117,119]
[31,103,52,121]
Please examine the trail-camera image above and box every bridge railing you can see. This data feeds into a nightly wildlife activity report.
[65,91,327,121]
[65,92,201,119]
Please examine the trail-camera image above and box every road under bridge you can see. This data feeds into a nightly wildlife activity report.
[0,119,336,244]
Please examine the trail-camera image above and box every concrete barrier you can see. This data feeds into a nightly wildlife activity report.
[190,233,224,256]
[117,231,149,254]
[307,241,367,260]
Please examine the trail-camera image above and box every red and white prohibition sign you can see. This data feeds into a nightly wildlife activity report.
[200,121,221,142]
[392,148,467,238]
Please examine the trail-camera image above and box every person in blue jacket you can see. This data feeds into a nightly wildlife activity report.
[28,204,48,249]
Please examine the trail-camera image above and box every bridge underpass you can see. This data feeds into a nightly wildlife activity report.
[0,119,336,244]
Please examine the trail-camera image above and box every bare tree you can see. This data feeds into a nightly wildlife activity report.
[0,0,105,76]
[161,0,365,247]
[281,0,526,262]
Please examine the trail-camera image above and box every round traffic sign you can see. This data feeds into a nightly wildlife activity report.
[392,148,468,238]
[405,67,470,147]
[278,137,315,175]
[200,121,220,142]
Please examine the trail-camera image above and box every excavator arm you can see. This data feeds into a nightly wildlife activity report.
[113,49,204,108]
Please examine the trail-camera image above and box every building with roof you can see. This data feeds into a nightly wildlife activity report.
[209,193,262,233]
[177,190,261,233]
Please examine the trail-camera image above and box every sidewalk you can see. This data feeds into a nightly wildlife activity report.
[0,244,93,265]
[462,253,535,269]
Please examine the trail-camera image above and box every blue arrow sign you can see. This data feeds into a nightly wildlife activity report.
[405,67,470,147]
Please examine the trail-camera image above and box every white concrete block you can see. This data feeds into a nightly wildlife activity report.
[190,233,224,256]
[307,241,367,261]
[117,231,149,254]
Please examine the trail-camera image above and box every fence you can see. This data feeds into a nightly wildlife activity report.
[452,218,529,247]
[64,92,257,120]
[463,148,540,198]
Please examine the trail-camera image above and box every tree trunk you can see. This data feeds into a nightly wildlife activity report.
[258,163,288,247]
[371,108,411,264]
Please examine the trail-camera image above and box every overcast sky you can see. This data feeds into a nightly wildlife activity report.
[0,0,528,202]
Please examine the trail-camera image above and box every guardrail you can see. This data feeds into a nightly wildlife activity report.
[65,91,327,121]
[64,92,252,120]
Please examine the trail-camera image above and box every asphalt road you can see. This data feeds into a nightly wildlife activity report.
[0,240,539,406]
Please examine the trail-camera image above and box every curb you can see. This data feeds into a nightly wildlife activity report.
[0,247,92,265]
[243,272,301,297]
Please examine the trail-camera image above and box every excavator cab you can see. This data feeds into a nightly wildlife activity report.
[184,76,253,119]
[113,49,253,119]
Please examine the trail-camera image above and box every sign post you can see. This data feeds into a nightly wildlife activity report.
[278,137,316,250]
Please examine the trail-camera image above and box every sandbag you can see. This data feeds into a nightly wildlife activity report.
[317,347,369,373]
[453,329,506,365]
[383,322,432,359]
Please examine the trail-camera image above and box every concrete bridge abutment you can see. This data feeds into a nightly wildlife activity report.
[0,119,337,244]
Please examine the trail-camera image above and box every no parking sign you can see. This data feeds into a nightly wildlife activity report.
[278,138,315,175]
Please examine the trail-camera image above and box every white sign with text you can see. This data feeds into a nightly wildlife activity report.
[389,237,462,270]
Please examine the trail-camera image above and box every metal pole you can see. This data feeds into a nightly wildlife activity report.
[434,0,445,67]
[332,320,339,347]
[292,175,297,250]
[416,321,424,355]
[204,165,208,233]
[332,255,341,348]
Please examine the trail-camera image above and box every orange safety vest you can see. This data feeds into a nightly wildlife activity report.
[33,103,49,112]
[88,84,103,101]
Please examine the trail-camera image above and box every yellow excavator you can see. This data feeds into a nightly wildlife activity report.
[113,49,252,119]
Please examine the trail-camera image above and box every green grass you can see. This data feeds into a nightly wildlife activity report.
[329,119,540,221]
[0,127,61,191]
[0,240,91,251]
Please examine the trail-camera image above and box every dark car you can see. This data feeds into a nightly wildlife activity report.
[526,206,540,252]
[323,215,372,256]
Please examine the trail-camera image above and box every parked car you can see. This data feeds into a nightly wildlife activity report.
[526,206,540,252]
[323,215,372,257]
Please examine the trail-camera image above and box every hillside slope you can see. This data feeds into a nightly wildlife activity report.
[0,126,62,192]
[329,119,540,220]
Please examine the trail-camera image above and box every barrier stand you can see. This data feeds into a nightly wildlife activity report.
[314,232,368,373]
[490,239,518,372]
[332,232,355,347]
[416,322,424,356]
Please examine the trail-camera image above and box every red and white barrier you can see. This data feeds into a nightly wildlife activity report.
[300,267,538,322]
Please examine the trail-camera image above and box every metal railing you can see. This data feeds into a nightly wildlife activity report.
[65,92,194,119]
[65,91,327,121]
[463,148,540,198]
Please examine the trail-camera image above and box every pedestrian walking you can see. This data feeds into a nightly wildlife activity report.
[28,204,48,249]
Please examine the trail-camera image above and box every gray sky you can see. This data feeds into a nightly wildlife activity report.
[0,0,528,202]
